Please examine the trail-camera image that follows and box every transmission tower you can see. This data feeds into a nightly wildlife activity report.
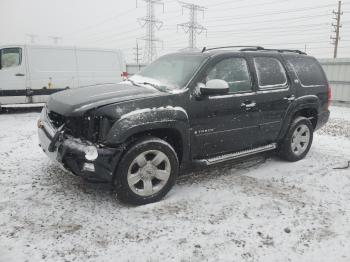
[330,1,343,58]
[133,41,143,64]
[137,0,164,64]
[49,36,62,45]
[177,1,207,50]
[27,34,38,44]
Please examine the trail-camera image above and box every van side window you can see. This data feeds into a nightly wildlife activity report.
[206,57,252,93]
[0,48,22,69]
[254,57,287,89]
[287,57,326,86]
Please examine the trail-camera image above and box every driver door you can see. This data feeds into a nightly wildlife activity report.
[188,55,261,159]
[0,47,27,104]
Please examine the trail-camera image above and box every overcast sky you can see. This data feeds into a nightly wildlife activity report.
[1,0,349,62]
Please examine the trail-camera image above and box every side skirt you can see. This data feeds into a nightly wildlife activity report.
[193,143,277,166]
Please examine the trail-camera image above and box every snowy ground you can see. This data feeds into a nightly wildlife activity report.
[0,106,350,262]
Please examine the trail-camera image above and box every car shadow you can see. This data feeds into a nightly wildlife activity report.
[40,152,272,205]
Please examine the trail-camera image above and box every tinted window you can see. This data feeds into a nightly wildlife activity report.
[206,57,252,93]
[0,48,22,69]
[254,57,287,89]
[287,57,326,86]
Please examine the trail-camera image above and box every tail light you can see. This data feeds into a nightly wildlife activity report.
[121,71,128,80]
[327,85,332,109]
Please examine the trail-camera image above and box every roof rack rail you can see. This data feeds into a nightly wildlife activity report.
[240,47,306,55]
[265,48,307,55]
[201,46,264,52]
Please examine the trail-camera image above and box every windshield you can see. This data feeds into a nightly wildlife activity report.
[131,54,206,90]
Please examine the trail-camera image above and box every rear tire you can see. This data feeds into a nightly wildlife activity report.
[279,117,313,162]
[115,137,179,205]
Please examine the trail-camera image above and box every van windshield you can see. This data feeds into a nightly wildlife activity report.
[0,48,22,69]
[131,54,206,90]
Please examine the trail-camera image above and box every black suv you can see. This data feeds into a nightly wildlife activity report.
[38,46,330,205]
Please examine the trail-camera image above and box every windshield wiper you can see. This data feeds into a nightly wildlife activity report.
[141,82,161,89]
[135,80,168,92]
[126,78,142,87]
[127,77,168,92]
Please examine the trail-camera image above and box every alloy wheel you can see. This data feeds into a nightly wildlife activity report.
[127,150,171,197]
[291,124,310,156]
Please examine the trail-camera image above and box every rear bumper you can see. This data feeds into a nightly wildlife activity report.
[315,110,330,131]
[38,107,121,182]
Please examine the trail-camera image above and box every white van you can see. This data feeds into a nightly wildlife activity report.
[0,45,125,106]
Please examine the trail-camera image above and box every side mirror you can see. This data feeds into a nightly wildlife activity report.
[198,79,229,96]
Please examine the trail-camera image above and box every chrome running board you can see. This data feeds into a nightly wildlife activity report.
[197,143,277,166]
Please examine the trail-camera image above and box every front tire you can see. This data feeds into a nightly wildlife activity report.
[115,137,179,205]
[279,116,314,162]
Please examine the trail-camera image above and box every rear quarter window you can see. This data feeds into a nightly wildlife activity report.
[286,56,326,86]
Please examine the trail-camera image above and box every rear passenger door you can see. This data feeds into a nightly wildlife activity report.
[249,55,295,144]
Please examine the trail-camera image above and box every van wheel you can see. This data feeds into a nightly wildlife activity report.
[279,117,313,162]
[115,137,179,205]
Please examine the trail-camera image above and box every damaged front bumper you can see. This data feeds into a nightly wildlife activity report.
[37,107,121,182]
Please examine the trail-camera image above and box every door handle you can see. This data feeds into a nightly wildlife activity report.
[283,95,295,102]
[241,101,257,109]
[15,73,25,77]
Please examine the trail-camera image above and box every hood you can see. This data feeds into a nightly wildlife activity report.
[46,83,163,116]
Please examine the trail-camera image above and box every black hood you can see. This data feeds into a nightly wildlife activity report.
[46,83,163,116]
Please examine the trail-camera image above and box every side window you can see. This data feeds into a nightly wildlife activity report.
[0,48,22,69]
[287,57,326,86]
[254,57,288,89]
[206,57,252,93]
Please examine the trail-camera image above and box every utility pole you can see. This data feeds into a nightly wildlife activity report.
[177,1,207,50]
[137,0,164,64]
[49,36,62,45]
[330,1,343,58]
[133,41,142,65]
[27,34,38,44]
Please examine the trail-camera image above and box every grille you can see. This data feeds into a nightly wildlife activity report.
[48,110,65,128]
[47,110,98,142]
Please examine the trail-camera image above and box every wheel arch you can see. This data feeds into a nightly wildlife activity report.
[278,95,320,141]
[106,107,190,170]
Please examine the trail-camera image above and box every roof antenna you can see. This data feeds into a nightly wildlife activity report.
[201,46,206,53]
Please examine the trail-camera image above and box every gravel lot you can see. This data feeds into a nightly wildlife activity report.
[0,106,350,262]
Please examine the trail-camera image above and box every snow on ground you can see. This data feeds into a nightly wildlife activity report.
[0,106,350,262]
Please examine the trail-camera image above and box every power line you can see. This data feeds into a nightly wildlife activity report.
[75,27,142,44]
[331,0,343,58]
[208,0,289,13]
[206,21,350,35]
[137,0,164,64]
[205,0,245,7]
[177,1,207,49]
[205,13,331,28]
[204,3,336,22]
[63,7,139,37]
